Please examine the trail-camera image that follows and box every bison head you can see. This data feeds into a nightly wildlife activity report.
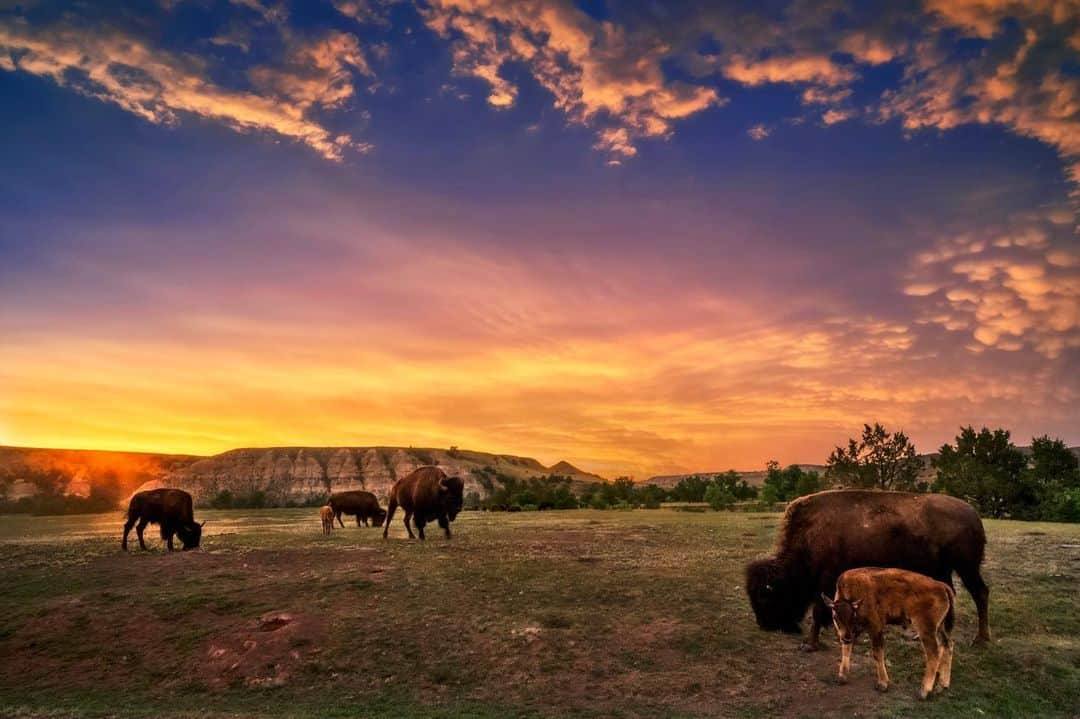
[745,557,805,633]
[439,475,465,520]
[177,520,205,550]
[373,507,388,526]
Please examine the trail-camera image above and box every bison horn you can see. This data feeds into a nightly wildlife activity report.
[200,521,206,528]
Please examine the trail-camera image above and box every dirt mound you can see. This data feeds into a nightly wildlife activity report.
[200,610,327,689]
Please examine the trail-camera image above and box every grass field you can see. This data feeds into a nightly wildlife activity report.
[0,508,1077,718]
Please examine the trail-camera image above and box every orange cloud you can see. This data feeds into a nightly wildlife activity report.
[723,54,856,87]
[0,19,371,160]
[422,0,723,161]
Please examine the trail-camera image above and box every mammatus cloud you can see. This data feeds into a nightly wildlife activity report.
[0,16,372,160]
[905,207,1080,357]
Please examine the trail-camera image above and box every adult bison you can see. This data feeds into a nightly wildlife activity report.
[745,489,989,649]
[383,467,464,540]
[328,490,387,528]
[122,488,204,551]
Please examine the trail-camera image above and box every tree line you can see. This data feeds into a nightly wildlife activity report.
[467,423,1079,522]
[822,423,1078,521]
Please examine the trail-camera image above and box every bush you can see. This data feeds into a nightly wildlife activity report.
[207,489,267,509]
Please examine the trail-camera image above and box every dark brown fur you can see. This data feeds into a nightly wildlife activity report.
[328,490,387,528]
[382,466,464,540]
[122,488,203,551]
[744,490,988,648]
[826,568,956,698]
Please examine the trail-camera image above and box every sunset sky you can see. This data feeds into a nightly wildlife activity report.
[1,0,1077,479]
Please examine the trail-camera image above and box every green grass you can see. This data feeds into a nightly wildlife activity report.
[0,509,1077,718]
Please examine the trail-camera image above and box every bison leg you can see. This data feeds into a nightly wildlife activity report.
[871,633,889,692]
[801,601,829,651]
[937,631,954,690]
[957,564,990,645]
[383,500,397,539]
[165,530,175,552]
[135,518,150,551]
[838,641,852,683]
[403,510,416,539]
[412,515,425,541]
[336,510,346,529]
[438,514,451,539]
[122,516,137,551]
[917,627,942,699]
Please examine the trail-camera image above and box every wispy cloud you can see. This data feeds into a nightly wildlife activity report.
[0,13,372,159]
[421,0,724,159]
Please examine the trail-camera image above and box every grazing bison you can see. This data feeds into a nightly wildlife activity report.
[320,505,334,535]
[745,489,989,649]
[122,488,204,551]
[825,567,956,698]
[328,490,387,528]
[383,466,464,540]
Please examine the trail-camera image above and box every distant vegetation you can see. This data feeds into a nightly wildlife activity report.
[468,424,1078,522]
[0,467,126,515]
[207,489,330,510]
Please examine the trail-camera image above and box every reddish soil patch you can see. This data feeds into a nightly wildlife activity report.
[201,611,328,690]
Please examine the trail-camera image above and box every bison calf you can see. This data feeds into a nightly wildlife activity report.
[825,567,955,699]
[122,488,204,551]
[320,505,334,535]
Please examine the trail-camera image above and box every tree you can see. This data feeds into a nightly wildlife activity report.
[714,470,757,500]
[933,427,1030,518]
[1027,436,1079,491]
[704,483,736,510]
[826,422,923,490]
[1026,436,1080,521]
[762,461,825,502]
[759,483,779,505]
[670,475,710,502]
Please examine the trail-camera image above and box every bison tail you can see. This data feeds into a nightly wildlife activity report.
[944,585,956,634]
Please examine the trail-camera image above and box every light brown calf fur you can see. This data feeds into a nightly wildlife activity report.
[320,505,334,535]
[825,567,955,699]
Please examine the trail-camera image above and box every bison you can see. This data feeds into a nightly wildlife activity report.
[825,567,956,698]
[122,488,204,551]
[745,489,989,649]
[320,504,334,535]
[383,466,464,540]
[328,490,387,528]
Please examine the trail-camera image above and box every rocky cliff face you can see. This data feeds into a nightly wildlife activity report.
[148,447,601,504]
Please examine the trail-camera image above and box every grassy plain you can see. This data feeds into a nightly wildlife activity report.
[0,508,1077,718]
